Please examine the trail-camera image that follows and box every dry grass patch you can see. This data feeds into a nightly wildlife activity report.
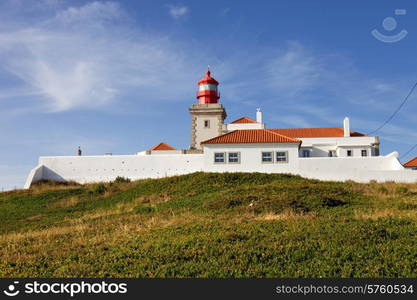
[0,210,211,262]
[24,214,44,221]
[29,180,81,194]
[78,195,172,221]
[355,208,417,220]
[49,196,80,209]
[254,210,317,221]
[351,181,417,199]
[137,194,172,204]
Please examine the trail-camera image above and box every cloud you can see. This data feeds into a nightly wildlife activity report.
[0,1,198,113]
[265,42,322,96]
[167,5,189,19]
[52,1,123,24]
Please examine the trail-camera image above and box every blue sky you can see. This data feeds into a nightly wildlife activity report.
[1,0,417,190]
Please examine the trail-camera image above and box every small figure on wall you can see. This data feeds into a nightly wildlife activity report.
[77,146,82,156]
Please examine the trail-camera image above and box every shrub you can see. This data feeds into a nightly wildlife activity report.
[205,182,351,214]
[93,184,107,195]
[377,186,389,195]
[395,186,409,195]
[114,176,131,184]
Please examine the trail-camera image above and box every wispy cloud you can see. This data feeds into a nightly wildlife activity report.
[265,42,322,96]
[0,1,198,113]
[52,1,123,24]
[167,5,189,19]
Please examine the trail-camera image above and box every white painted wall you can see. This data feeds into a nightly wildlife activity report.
[24,148,417,188]
[24,165,45,189]
[298,136,378,157]
[148,150,183,155]
[226,123,264,131]
[336,146,372,157]
[298,169,417,183]
[203,143,300,173]
[298,152,403,172]
[299,136,377,147]
[25,154,204,187]
[294,152,417,183]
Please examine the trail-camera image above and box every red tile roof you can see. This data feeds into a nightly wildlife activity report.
[230,117,257,124]
[403,157,417,168]
[269,128,367,138]
[201,129,301,145]
[150,142,176,151]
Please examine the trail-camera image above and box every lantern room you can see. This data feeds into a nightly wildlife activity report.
[197,70,220,104]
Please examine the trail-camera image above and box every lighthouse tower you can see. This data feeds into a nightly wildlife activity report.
[189,69,227,150]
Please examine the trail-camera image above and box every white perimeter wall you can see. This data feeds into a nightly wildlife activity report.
[24,149,417,188]
[25,154,204,187]
[297,152,417,183]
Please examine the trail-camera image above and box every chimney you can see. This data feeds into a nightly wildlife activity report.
[256,108,263,123]
[343,117,350,137]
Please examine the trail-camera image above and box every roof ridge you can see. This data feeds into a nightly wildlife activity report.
[201,129,301,145]
[230,116,257,124]
[270,128,367,138]
[271,127,342,130]
[201,130,238,144]
[264,129,301,142]
[150,142,176,151]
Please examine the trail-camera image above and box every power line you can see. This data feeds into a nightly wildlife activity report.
[367,80,417,135]
[400,143,417,160]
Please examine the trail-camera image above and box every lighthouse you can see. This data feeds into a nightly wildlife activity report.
[189,69,227,150]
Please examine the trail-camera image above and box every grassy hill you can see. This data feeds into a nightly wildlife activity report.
[0,172,416,277]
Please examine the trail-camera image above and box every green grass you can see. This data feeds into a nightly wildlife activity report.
[0,172,416,277]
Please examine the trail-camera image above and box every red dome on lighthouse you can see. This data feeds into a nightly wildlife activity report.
[197,69,220,104]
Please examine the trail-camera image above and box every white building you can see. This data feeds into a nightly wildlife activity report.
[25,70,417,188]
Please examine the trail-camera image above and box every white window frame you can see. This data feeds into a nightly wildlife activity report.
[361,149,368,157]
[214,152,226,164]
[347,150,353,157]
[228,152,240,164]
[204,120,210,128]
[276,151,288,163]
[261,151,273,163]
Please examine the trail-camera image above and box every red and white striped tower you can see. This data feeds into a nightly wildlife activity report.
[197,69,220,104]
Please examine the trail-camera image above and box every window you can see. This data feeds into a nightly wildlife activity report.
[276,151,288,163]
[214,152,225,163]
[328,150,336,157]
[228,152,240,163]
[302,150,310,157]
[204,120,210,128]
[262,152,273,163]
[361,150,367,157]
[347,150,353,157]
